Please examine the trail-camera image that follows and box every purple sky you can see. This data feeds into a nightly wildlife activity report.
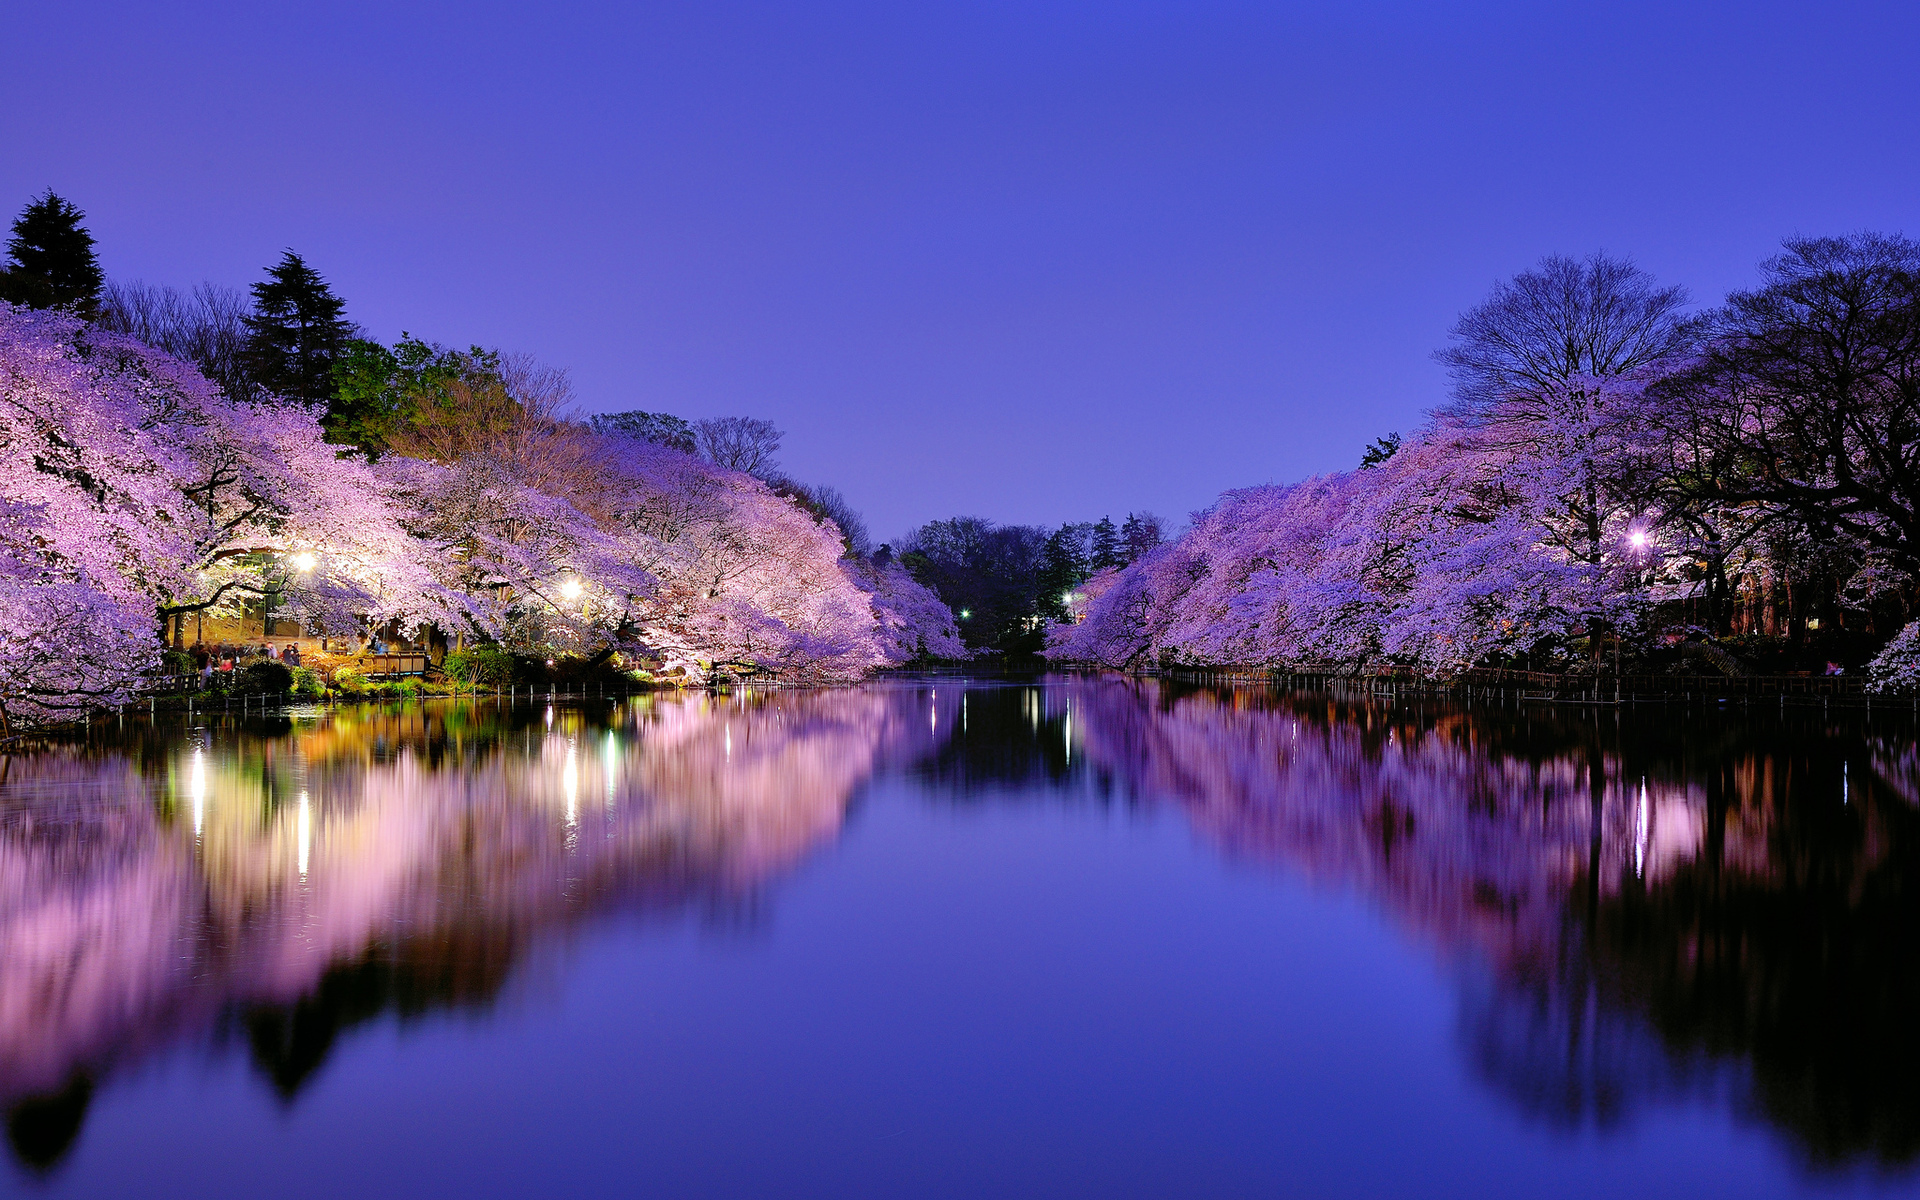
[9,2,1919,540]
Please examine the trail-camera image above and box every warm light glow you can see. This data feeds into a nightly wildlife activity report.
[189,748,206,837]
[297,791,311,879]
[290,552,317,571]
[560,579,584,599]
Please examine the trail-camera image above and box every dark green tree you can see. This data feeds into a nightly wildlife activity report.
[0,191,104,316]
[328,335,492,458]
[1090,516,1121,571]
[590,410,697,454]
[1118,512,1164,563]
[1037,523,1092,620]
[1360,432,1402,468]
[244,251,354,405]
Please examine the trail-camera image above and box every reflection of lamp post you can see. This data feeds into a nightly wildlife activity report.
[1620,528,1653,679]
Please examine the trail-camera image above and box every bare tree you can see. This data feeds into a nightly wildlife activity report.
[1661,233,1920,576]
[693,416,783,477]
[808,485,871,556]
[1437,253,1699,420]
[97,279,253,399]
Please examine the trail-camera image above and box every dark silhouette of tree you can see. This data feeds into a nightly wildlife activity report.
[1436,251,1698,420]
[1360,432,1401,468]
[1037,523,1092,619]
[693,416,782,477]
[0,191,104,316]
[1118,512,1164,563]
[96,279,251,399]
[1090,517,1121,571]
[243,251,354,405]
[1662,233,1920,576]
[590,410,696,454]
[899,516,1051,651]
[5,1076,92,1175]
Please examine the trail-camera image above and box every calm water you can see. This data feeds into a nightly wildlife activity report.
[4,676,1919,1198]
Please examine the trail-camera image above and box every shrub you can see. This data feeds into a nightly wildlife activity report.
[289,666,327,697]
[443,645,516,687]
[332,666,368,696]
[235,660,293,694]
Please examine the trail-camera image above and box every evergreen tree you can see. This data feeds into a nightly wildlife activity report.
[1118,512,1164,564]
[590,410,697,454]
[243,251,354,405]
[1090,516,1120,571]
[0,191,104,316]
[1038,523,1092,620]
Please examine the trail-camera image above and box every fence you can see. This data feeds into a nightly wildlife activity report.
[1163,662,1868,700]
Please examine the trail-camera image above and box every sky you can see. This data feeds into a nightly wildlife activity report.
[6,1,1919,541]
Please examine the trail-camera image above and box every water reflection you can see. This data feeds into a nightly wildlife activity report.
[0,688,956,1170]
[1050,677,1920,1170]
[2,677,1917,1181]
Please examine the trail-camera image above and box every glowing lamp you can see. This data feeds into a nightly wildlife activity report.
[560,579,584,599]
[291,552,316,571]
[1627,531,1648,549]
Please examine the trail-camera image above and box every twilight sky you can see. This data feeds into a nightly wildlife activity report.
[6,1,1919,540]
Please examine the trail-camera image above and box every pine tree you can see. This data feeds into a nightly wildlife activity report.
[1038,524,1091,619]
[1090,516,1120,571]
[243,251,354,405]
[0,191,104,316]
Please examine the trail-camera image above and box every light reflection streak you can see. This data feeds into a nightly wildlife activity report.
[190,748,206,837]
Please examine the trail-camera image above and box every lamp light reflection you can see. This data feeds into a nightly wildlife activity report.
[297,791,310,879]
[190,748,206,837]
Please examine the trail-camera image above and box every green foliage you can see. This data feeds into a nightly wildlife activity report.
[327,334,493,457]
[331,666,368,695]
[243,251,354,405]
[0,191,103,316]
[234,660,294,694]
[442,646,516,687]
[162,650,197,675]
[289,666,326,697]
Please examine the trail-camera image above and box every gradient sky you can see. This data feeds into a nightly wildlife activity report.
[7,1,1919,540]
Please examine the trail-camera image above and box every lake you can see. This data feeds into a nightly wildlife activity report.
[3,675,1918,1198]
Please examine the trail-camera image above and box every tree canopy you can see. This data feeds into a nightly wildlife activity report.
[0,191,103,317]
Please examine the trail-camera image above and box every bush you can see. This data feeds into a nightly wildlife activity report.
[234,660,293,694]
[332,666,368,696]
[443,645,516,687]
[290,666,327,697]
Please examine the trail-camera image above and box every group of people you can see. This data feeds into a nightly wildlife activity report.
[189,641,303,687]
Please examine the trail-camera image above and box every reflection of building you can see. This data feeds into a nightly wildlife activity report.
[0,686,959,1170]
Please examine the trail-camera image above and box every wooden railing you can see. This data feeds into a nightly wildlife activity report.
[355,653,429,678]
[1164,663,1867,698]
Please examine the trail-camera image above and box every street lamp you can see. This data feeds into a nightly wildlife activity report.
[560,579,584,600]
[290,552,317,571]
